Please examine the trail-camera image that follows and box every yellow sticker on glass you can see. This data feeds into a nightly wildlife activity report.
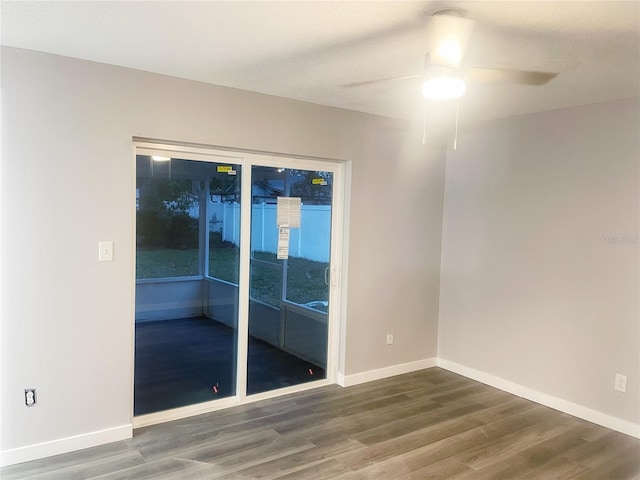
[312,178,327,185]
[217,165,233,173]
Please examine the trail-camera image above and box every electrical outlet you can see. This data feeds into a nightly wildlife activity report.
[386,333,394,345]
[25,389,37,407]
[614,374,627,393]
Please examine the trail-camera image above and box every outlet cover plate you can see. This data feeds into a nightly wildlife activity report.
[25,389,37,406]
[615,374,628,393]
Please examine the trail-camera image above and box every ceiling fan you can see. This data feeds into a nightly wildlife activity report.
[344,9,559,100]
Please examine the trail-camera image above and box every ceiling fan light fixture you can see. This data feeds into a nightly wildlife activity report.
[422,76,466,99]
[436,38,463,66]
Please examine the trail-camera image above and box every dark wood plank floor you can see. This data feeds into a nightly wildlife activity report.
[134,317,324,415]
[3,368,639,479]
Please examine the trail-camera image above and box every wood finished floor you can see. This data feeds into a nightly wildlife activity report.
[3,368,639,479]
[134,317,324,415]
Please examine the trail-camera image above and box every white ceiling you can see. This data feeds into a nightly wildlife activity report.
[2,1,639,123]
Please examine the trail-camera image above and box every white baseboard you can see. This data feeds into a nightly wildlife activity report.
[4,357,637,467]
[0,424,132,467]
[437,359,640,439]
[337,358,437,387]
[133,397,239,429]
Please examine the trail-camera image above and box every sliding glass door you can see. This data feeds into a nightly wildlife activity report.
[134,154,241,415]
[134,145,342,419]
[247,167,333,395]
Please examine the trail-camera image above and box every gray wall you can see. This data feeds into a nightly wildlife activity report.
[0,46,445,456]
[206,279,239,328]
[438,99,639,426]
[136,279,204,321]
[8,43,633,463]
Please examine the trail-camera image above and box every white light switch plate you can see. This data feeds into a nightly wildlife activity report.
[98,241,114,262]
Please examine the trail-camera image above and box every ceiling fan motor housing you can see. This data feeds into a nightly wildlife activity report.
[426,12,476,68]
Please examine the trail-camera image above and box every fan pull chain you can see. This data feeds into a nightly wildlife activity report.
[453,97,460,150]
[422,101,428,145]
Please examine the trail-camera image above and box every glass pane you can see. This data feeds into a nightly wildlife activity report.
[249,253,282,307]
[135,155,240,415]
[285,171,332,312]
[247,166,331,395]
[207,171,241,284]
[136,160,199,279]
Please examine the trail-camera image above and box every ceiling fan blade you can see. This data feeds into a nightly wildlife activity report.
[427,12,475,68]
[341,73,423,88]
[465,67,558,85]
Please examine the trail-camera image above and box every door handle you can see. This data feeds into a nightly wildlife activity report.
[324,267,329,286]
[327,268,340,287]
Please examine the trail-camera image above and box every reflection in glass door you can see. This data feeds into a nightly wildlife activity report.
[247,167,333,395]
[134,146,342,420]
[134,154,241,415]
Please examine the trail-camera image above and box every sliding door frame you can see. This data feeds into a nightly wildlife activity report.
[131,140,348,428]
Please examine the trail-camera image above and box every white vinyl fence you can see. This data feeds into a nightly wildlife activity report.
[209,202,331,262]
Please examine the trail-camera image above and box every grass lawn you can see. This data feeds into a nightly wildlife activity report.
[136,248,199,278]
[137,247,328,307]
[251,251,329,307]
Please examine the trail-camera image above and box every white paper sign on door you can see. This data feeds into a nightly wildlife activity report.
[276,197,301,228]
[277,227,290,259]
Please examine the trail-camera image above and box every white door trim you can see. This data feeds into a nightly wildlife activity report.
[132,141,349,428]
